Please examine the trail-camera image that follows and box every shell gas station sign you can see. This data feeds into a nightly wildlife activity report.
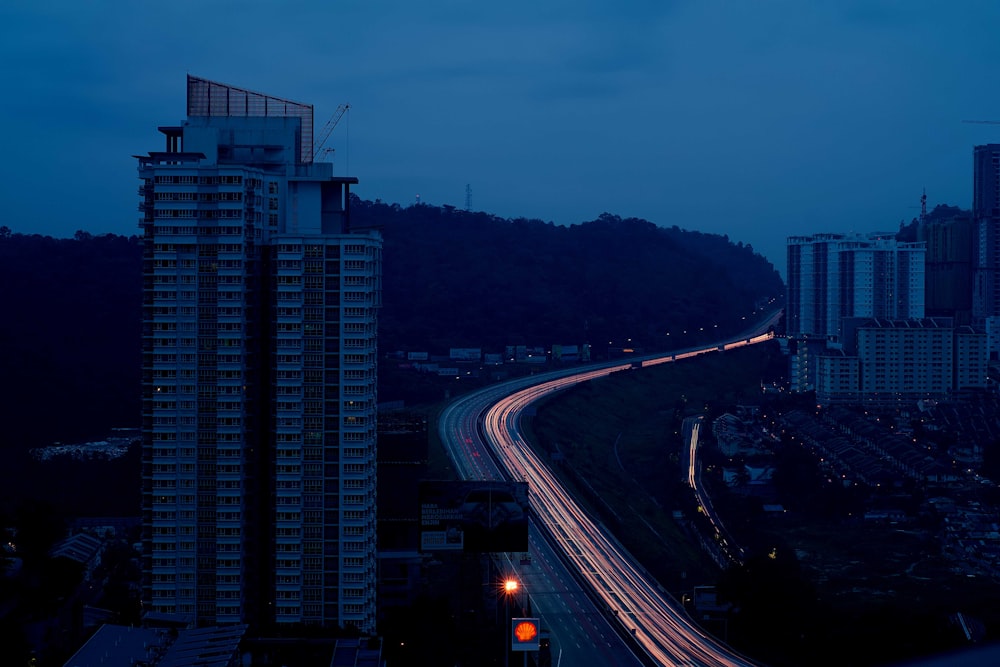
[510,617,540,651]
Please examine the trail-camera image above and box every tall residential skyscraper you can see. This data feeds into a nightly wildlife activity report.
[973,144,1000,321]
[786,232,925,339]
[919,213,973,324]
[138,76,381,632]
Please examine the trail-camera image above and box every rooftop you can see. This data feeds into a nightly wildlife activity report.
[186,75,314,164]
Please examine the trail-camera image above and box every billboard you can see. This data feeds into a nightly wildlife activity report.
[419,480,529,553]
[511,618,541,652]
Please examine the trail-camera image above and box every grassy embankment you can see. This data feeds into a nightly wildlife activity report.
[520,345,772,596]
[515,345,1000,666]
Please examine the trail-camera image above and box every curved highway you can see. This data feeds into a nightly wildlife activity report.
[440,378,645,666]
[438,315,778,666]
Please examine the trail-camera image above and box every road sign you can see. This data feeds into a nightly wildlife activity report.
[511,617,540,651]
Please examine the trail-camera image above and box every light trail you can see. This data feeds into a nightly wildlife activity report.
[438,314,779,666]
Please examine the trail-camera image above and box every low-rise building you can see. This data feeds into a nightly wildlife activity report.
[814,318,987,406]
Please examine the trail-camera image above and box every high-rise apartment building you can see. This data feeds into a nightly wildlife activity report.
[919,213,973,324]
[786,233,925,340]
[973,144,1000,321]
[138,76,381,632]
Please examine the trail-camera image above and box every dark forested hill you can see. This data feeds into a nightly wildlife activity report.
[354,199,783,352]
[0,230,143,452]
[0,229,144,515]
[0,208,781,508]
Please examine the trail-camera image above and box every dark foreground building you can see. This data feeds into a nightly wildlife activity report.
[138,76,381,631]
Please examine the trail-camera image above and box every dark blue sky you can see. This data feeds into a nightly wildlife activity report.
[3,1,1000,272]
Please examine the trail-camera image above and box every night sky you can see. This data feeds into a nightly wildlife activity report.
[3,1,1000,272]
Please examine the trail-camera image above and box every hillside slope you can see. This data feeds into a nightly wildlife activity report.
[0,209,781,509]
[353,199,783,352]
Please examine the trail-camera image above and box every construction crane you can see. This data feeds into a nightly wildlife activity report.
[963,120,1000,124]
[313,103,350,159]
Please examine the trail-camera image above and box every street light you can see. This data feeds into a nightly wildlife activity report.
[502,578,519,667]
[499,562,539,667]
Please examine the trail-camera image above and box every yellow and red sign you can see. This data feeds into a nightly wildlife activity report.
[511,617,540,651]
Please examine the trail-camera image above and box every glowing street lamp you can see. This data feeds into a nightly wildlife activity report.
[503,579,517,667]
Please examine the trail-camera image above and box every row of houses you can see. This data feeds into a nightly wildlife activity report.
[780,409,960,486]
[940,503,1000,580]
[710,406,1000,582]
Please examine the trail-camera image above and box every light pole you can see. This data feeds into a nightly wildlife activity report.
[503,578,518,667]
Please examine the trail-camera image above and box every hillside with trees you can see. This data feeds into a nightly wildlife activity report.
[0,208,781,513]
[354,198,783,352]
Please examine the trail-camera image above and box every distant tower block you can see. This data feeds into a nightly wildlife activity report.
[786,232,925,339]
[973,144,1000,320]
[466,184,472,211]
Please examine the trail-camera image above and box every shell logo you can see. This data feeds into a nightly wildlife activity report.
[514,621,538,642]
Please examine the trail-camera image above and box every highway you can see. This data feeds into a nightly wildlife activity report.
[440,380,645,667]
[438,315,778,666]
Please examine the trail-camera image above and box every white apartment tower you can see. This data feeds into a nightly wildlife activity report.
[138,76,380,632]
[786,233,925,340]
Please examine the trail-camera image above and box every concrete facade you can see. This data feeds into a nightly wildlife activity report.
[138,76,380,631]
[787,233,925,340]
